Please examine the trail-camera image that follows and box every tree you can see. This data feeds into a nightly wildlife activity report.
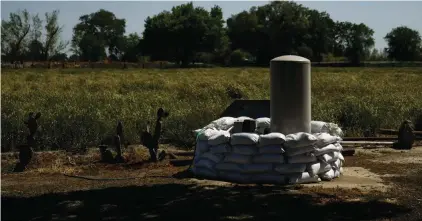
[1,9,31,62]
[384,26,422,61]
[142,2,228,67]
[334,22,375,64]
[72,9,126,61]
[41,10,68,61]
[26,13,43,61]
[119,33,142,62]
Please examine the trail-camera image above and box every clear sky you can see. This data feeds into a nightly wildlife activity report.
[2,1,422,54]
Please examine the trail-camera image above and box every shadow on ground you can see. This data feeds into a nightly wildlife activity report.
[2,182,412,221]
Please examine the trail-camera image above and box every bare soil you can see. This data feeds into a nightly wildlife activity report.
[2,145,422,221]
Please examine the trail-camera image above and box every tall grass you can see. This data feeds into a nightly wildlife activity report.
[2,67,422,151]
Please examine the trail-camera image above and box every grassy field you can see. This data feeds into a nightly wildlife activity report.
[2,67,422,151]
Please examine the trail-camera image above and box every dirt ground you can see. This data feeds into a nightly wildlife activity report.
[2,145,422,221]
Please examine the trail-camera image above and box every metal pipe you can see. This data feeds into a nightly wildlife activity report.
[270,55,311,134]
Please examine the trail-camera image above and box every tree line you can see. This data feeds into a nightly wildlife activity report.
[2,1,421,67]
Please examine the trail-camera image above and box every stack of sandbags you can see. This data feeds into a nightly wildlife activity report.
[215,133,260,183]
[249,133,286,184]
[307,133,344,181]
[282,132,321,184]
[192,129,230,178]
[193,116,255,136]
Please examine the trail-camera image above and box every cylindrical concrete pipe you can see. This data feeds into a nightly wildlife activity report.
[270,55,311,134]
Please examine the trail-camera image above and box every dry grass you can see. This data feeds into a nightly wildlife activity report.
[2,67,422,151]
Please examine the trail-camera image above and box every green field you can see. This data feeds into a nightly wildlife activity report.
[2,67,422,150]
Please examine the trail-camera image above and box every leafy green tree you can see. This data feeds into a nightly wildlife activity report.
[41,10,68,61]
[72,9,126,61]
[143,2,228,67]
[1,9,31,62]
[384,26,422,61]
[334,22,375,64]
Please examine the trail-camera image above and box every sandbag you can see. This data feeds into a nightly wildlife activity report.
[210,144,231,154]
[274,163,306,174]
[195,117,236,133]
[313,144,342,156]
[249,174,286,184]
[194,159,215,170]
[196,141,209,154]
[230,133,260,145]
[307,161,333,177]
[285,132,318,148]
[258,133,286,146]
[255,117,271,134]
[318,161,333,174]
[232,145,258,155]
[311,121,344,137]
[318,151,341,163]
[237,116,254,122]
[288,172,321,184]
[334,169,341,178]
[284,145,317,157]
[208,130,231,146]
[219,171,250,183]
[258,145,285,154]
[191,167,217,178]
[319,169,336,181]
[288,154,317,164]
[313,133,342,147]
[224,153,251,164]
[340,167,344,174]
[243,164,273,174]
[253,154,285,164]
[311,121,330,134]
[331,159,342,170]
[215,163,244,172]
[199,152,224,163]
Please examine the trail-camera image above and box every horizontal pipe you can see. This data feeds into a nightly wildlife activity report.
[342,137,397,141]
[340,141,394,145]
[378,128,422,135]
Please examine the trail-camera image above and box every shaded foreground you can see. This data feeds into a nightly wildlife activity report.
[2,146,422,221]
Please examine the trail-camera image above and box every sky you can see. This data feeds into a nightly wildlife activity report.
[2,1,422,55]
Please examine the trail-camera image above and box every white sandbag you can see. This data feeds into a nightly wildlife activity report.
[334,169,341,178]
[274,163,306,174]
[219,171,250,183]
[319,169,336,181]
[311,121,344,137]
[243,164,273,174]
[215,163,243,172]
[230,133,260,145]
[194,159,216,170]
[255,117,271,134]
[307,161,333,177]
[313,133,342,147]
[232,145,258,155]
[237,116,254,122]
[250,174,286,184]
[196,128,220,141]
[210,144,231,154]
[288,172,321,184]
[331,159,342,170]
[288,154,317,164]
[338,152,345,161]
[224,153,251,164]
[258,133,286,146]
[195,117,236,132]
[196,141,210,154]
[285,132,318,148]
[311,121,330,134]
[199,152,224,163]
[253,154,285,164]
[208,130,231,146]
[318,151,341,163]
[318,161,333,174]
[306,162,321,177]
[284,145,317,157]
[313,144,342,156]
[191,167,217,178]
[258,145,285,154]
